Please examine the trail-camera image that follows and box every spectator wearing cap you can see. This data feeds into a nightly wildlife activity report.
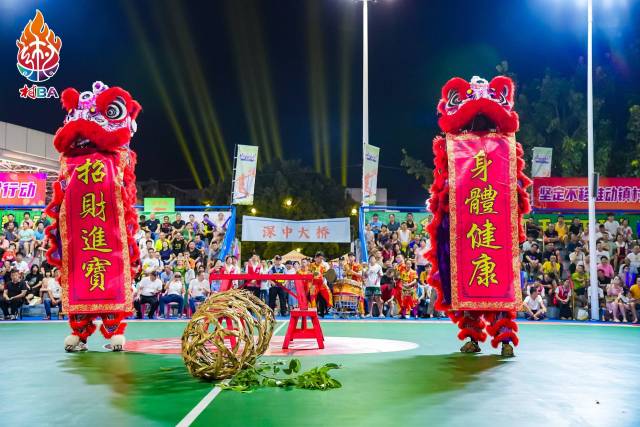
[134,272,163,319]
[268,255,288,316]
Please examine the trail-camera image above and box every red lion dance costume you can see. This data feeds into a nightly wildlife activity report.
[45,81,141,352]
[426,76,531,357]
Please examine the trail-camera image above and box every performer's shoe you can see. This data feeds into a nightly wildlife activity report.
[110,335,126,352]
[460,340,481,353]
[64,335,88,352]
[500,343,515,357]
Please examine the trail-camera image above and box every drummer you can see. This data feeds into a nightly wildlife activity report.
[309,252,333,314]
[397,258,418,319]
[344,252,365,315]
[344,252,363,283]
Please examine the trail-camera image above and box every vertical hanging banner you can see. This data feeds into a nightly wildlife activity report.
[447,133,521,311]
[363,144,380,204]
[232,145,259,205]
[531,147,553,178]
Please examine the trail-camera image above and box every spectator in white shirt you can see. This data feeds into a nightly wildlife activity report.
[134,272,163,319]
[41,269,62,320]
[159,273,185,318]
[14,252,29,275]
[364,255,384,318]
[603,213,620,239]
[626,245,640,275]
[523,287,546,320]
[188,270,210,315]
[142,248,163,274]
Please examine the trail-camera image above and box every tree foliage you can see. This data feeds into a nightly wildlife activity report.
[627,104,640,177]
[400,148,433,191]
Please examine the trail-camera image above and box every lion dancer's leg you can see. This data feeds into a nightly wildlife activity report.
[308,281,319,309]
[318,283,333,309]
[485,310,519,357]
[65,314,98,352]
[99,312,128,351]
[450,310,486,353]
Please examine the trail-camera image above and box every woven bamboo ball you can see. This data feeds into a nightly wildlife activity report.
[181,289,276,380]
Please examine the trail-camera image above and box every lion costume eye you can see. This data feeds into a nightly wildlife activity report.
[105,97,127,121]
[495,86,510,107]
[446,89,462,110]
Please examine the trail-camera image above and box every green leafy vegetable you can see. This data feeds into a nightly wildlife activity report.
[219,359,342,393]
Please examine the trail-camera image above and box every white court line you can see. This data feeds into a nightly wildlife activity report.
[176,320,289,427]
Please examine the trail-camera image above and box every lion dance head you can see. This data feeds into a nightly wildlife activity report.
[54,81,141,156]
[436,75,518,134]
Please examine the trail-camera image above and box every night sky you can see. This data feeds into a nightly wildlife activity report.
[1,0,639,204]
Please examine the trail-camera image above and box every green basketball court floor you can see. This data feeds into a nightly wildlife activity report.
[1,319,638,426]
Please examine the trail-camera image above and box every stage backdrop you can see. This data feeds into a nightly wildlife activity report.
[0,172,47,206]
[241,216,351,243]
[447,133,521,311]
[533,177,640,212]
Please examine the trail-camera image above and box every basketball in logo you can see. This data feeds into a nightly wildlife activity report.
[16,10,62,83]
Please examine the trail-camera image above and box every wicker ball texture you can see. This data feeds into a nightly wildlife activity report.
[181,289,276,380]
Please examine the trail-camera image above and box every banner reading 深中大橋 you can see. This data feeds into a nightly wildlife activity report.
[241,216,351,243]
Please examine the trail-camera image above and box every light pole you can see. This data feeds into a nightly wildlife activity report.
[586,0,599,321]
[359,0,373,206]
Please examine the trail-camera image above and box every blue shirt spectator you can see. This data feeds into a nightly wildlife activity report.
[369,214,384,236]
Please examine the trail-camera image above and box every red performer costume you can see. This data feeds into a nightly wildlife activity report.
[426,76,531,357]
[344,252,365,314]
[397,260,418,318]
[45,81,141,352]
[308,252,333,309]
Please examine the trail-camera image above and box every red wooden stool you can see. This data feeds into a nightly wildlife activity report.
[210,273,324,350]
[282,279,325,350]
[282,308,324,349]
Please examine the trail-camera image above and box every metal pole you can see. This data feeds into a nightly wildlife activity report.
[229,144,238,205]
[362,0,369,206]
[587,0,599,321]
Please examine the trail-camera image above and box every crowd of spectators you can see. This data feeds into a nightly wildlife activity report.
[363,212,640,323]
[1,209,639,323]
[0,211,230,320]
[520,213,639,322]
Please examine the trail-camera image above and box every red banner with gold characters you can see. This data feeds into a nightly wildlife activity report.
[447,133,521,311]
[59,152,132,313]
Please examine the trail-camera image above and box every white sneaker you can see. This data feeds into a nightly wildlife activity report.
[364,314,371,318]
[378,314,385,318]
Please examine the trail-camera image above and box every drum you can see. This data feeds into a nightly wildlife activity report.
[332,278,362,296]
[324,268,337,285]
[332,279,364,317]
